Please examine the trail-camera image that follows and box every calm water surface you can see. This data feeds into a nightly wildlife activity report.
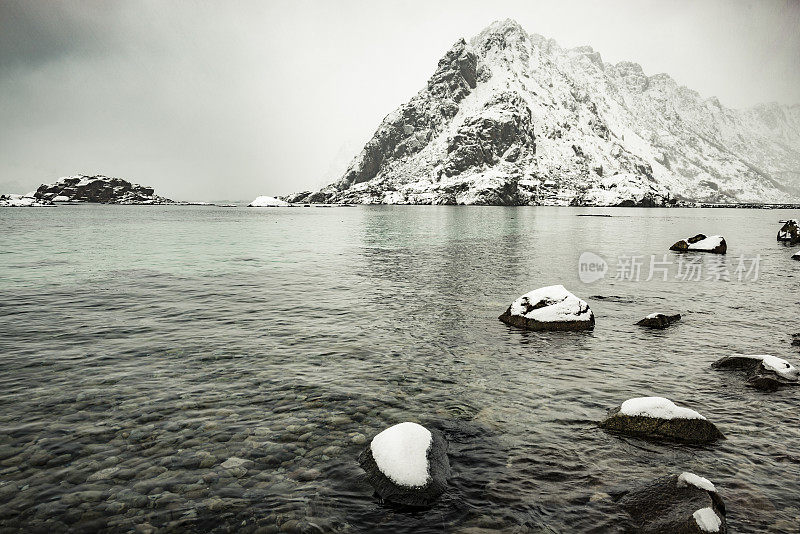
[0,205,798,533]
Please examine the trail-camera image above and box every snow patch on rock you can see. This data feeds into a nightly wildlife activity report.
[620,397,706,420]
[509,285,593,323]
[735,354,799,380]
[688,235,725,251]
[370,422,432,488]
[692,507,722,532]
[678,472,716,493]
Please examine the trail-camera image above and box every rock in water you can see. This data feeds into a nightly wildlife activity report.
[499,285,595,331]
[358,422,450,507]
[637,313,682,329]
[247,196,290,207]
[670,234,727,254]
[615,472,727,533]
[599,397,724,444]
[777,220,800,244]
[32,175,173,204]
[792,250,800,261]
[712,355,799,391]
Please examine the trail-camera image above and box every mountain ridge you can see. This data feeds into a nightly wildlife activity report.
[288,19,800,206]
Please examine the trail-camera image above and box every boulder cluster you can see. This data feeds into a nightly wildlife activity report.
[32,175,173,204]
[470,225,796,527]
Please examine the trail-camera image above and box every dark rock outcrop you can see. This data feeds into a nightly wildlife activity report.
[614,473,727,533]
[777,220,800,244]
[670,234,727,254]
[284,191,312,203]
[442,92,534,178]
[33,175,173,204]
[499,285,595,331]
[334,39,479,193]
[637,313,682,329]
[599,398,724,444]
[712,355,799,391]
[358,423,450,507]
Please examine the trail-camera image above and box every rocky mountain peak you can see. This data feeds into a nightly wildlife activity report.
[290,20,800,206]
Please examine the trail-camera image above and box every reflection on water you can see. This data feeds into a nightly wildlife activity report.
[0,205,798,532]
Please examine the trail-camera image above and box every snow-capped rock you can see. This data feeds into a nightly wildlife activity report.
[615,473,727,534]
[293,19,800,206]
[358,422,450,507]
[499,285,595,331]
[31,175,173,204]
[670,234,727,254]
[247,196,290,207]
[600,397,724,443]
[0,194,54,207]
[678,472,717,493]
[777,219,800,244]
[637,312,682,329]
[712,354,799,390]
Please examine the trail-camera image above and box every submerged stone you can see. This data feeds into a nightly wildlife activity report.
[637,313,682,329]
[615,472,727,533]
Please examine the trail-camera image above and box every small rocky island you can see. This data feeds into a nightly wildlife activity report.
[31,175,173,204]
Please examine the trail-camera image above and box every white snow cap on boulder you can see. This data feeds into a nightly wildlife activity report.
[620,397,706,420]
[692,507,722,532]
[687,235,725,251]
[248,196,289,207]
[370,422,432,487]
[670,234,727,254]
[678,472,716,493]
[738,354,799,380]
[500,285,594,331]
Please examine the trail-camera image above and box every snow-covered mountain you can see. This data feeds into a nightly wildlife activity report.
[289,19,800,206]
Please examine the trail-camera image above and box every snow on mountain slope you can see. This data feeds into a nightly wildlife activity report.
[289,19,800,206]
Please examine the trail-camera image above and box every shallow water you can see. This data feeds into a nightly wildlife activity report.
[0,205,798,533]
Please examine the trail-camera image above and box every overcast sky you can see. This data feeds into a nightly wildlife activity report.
[1,0,798,201]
